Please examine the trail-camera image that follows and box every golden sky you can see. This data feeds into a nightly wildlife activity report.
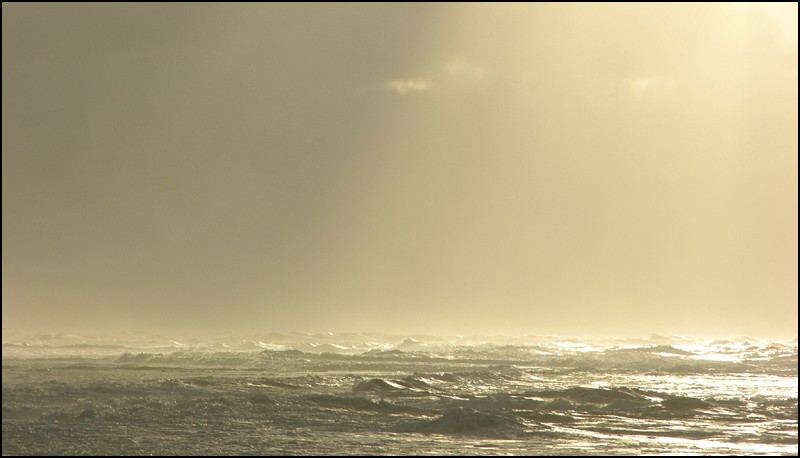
[2,3,797,337]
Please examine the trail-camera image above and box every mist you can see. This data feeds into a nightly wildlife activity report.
[3,3,797,338]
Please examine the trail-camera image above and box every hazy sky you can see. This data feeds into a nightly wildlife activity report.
[3,3,797,338]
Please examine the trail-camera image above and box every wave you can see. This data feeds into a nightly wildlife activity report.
[610,345,694,356]
[396,407,527,437]
[353,378,405,392]
[305,394,421,414]
[512,386,720,414]
[116,351,254,367]
[246,378,306,390]
[6,334,793,386]
[459,393,545,411]
[352,376,435,392]
[661,396,715,410]
[440,387,663,413]
[529,386,652,403]
[358,349,436,360]
[414,372,462,383]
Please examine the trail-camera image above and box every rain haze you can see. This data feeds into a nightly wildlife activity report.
[3,3,798,338]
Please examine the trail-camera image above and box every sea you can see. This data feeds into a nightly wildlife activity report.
[2,333,797,455]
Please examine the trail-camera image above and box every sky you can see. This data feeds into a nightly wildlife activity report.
[2,3,797,338]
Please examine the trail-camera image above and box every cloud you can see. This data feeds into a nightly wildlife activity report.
[629,77,673,96]
[383,58,488,96]
[384,79,432,95]
[445,58,487,82]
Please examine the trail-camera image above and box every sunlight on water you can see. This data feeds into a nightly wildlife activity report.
[2,334,797,455]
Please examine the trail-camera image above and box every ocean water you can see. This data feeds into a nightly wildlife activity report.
[2,333,797,455]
